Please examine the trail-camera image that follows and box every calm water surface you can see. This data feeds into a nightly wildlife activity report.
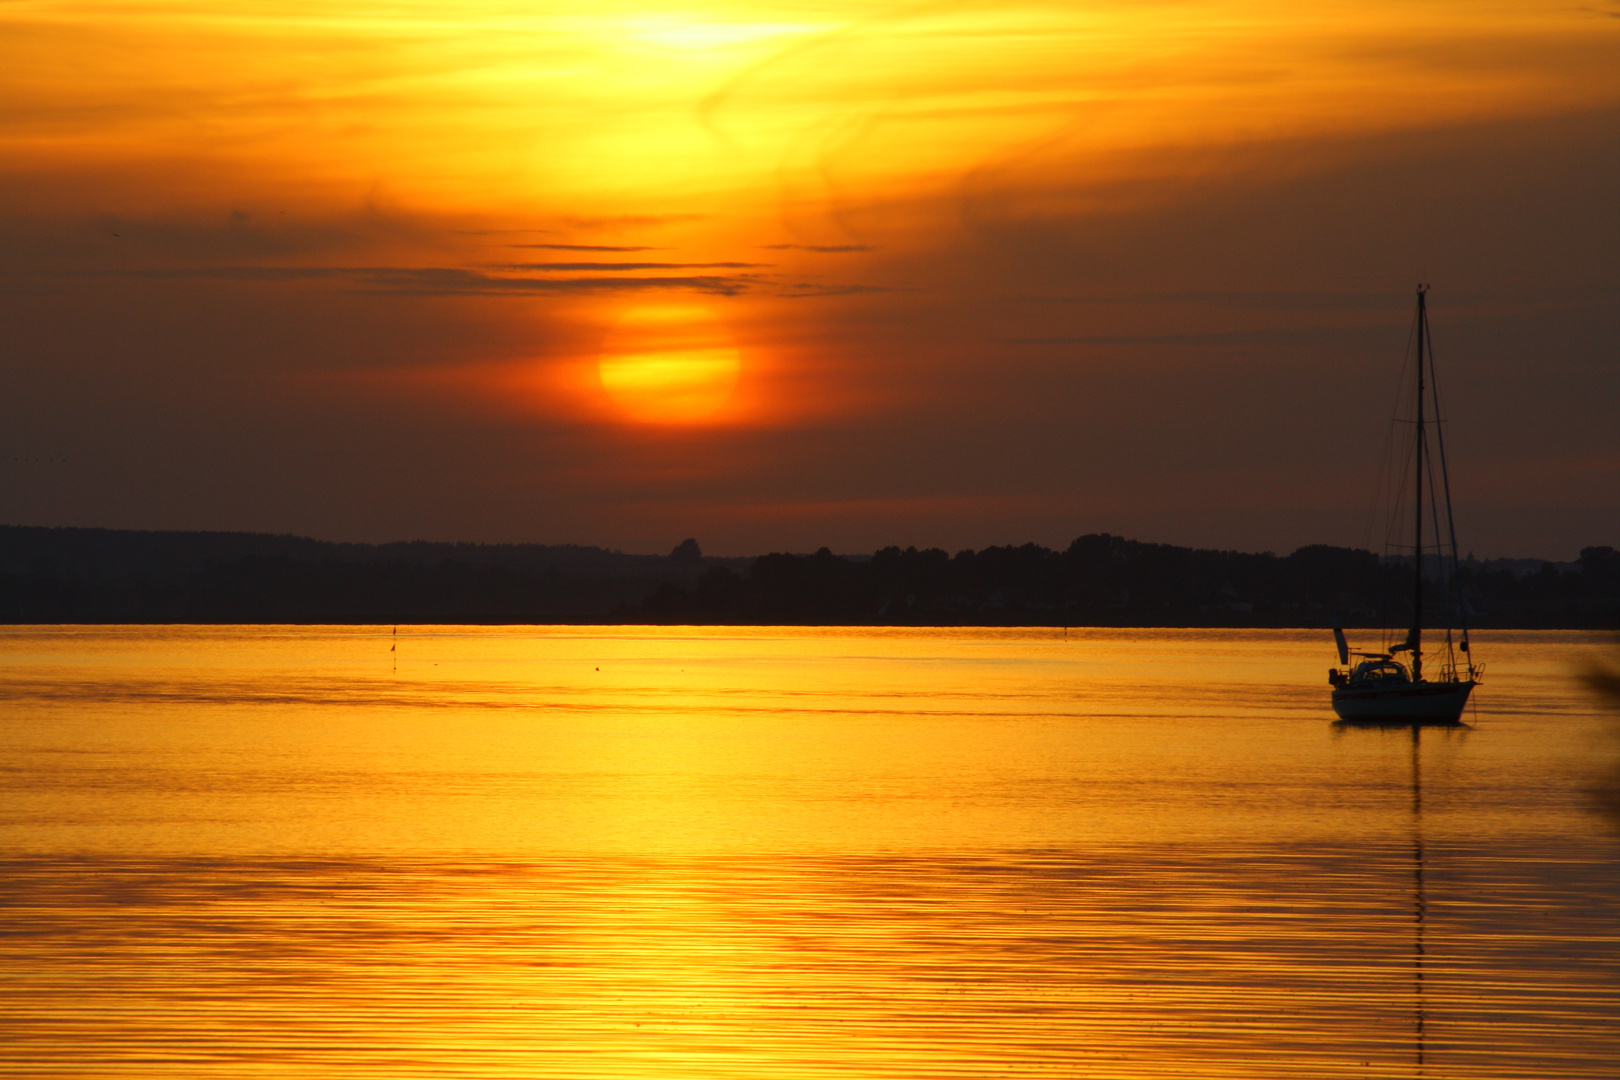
[1,626,1615,1078]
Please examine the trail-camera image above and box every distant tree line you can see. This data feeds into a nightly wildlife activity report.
[1,525,1615,627]
[0,526,719,623]
[629,537,1620,629]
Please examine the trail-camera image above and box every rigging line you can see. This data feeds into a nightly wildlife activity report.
[1425,302,1472,665]
[1371,300,1423,652]
[1365,304,1423,555]
[1420,320,1454,666]
[1425,421,1454,665]
[1412,286,1426,683]
[1383,417,1416,654]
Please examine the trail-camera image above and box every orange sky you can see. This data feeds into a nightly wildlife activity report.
[2,1,1617,555]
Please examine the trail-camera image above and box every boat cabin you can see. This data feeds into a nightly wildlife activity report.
[1329,657,1411,688]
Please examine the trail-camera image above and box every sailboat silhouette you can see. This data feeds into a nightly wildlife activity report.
[1329,287,1481,723]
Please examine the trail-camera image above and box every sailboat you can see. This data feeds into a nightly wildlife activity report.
[1329,286,1481,723]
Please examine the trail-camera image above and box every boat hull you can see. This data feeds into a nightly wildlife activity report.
[1331,679,1474,722]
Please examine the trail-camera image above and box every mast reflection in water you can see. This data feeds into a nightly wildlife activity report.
[1414,724,1429,1077]
[1334,715,1475,1079]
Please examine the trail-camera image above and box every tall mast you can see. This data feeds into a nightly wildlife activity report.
[1412,286,1426,682]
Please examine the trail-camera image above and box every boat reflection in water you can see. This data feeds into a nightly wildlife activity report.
[1334,716,1468,1077]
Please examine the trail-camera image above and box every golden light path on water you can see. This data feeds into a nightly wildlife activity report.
[1,627,1616,1078]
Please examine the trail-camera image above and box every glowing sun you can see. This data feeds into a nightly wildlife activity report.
[597,304,741,424]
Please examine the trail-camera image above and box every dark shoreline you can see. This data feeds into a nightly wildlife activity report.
[4,525,1616,630]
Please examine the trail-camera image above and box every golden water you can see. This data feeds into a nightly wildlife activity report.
[2,627,1615,1077]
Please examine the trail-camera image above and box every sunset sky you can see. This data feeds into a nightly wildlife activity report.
[3,1,1616,557]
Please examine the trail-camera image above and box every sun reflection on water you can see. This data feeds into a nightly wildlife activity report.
[0,626,1615,1077]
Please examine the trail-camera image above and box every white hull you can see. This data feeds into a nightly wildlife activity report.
[1332,679,1474,722]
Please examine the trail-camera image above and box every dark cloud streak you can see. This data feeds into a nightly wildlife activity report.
[1005,327,1396,348]
[1009,291,1403,312]
[39,265,763,296]
[488,262,769,271]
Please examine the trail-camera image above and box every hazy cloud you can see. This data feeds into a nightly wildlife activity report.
[763,244,875,253]
[561,214,711,230]
[508,244,667,251]
[778,283,906,297]
[2,4,1616,556]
